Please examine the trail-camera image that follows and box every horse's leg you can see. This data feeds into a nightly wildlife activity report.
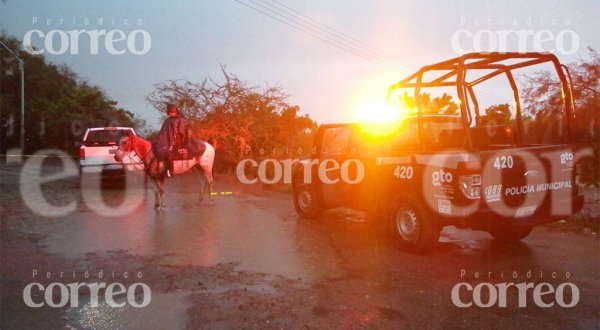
[206,169,213,202]
[153,175,165,210]
[196,166,206,204]
[153,177,161,209]
[157,176,166,210]
[199,164,213,202]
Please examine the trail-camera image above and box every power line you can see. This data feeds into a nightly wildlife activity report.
[261,0,416,71]
[235,0,406,73]
[236,0,509,104]
[238,0,406,73]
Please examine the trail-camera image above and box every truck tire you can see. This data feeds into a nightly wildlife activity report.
[390,198,440,253]
[293,183,322,219]
[490,226,533,242]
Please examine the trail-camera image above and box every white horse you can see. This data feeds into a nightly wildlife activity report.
[114,133,215,210]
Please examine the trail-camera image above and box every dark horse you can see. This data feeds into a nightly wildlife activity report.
[114,133,215,210]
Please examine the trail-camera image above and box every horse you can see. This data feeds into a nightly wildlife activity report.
[114,133,215,210]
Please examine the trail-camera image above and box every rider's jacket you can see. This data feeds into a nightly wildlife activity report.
[154,115,188,159]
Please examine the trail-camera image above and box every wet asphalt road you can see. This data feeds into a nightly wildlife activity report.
[1,160,599,329]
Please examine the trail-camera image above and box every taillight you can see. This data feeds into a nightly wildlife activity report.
[79,147,85,160]
[459,174,482,199]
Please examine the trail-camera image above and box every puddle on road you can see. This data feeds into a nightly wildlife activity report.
[37,180,344,283]
[440,226,491,246]
[67,291,190,330]
[204,281,280,295]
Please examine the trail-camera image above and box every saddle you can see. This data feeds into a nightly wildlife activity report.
[171,139,207,160]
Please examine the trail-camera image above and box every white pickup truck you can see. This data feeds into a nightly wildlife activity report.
[79,127,143,178]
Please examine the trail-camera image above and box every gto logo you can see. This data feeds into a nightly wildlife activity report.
[432,169,453,186]
[560,152,574,164]
[23,29,151,55]
[23,282,151,308]
[451,281,579,308]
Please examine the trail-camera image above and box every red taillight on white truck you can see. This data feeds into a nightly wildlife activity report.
[459,174,482,199]
[79,147,85,160]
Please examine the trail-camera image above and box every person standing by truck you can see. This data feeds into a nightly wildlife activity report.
[153,104,188,177]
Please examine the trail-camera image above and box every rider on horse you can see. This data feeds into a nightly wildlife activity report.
[154,104,189,177]
[115,112,215,209]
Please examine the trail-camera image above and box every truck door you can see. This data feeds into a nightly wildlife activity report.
[319,126,353,208]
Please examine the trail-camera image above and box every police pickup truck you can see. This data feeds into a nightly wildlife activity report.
[292,53,585,253]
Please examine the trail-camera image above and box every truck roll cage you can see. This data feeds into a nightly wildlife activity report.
[386,52,576,149]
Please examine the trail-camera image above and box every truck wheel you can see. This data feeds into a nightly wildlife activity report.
[490,226,533,242]
[390,198,440,253]
[293,184,322,219]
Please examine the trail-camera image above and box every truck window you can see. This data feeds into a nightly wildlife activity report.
[425,120,464,150]
[321,127,352,154]
[84,129,133,147]
[386,118,421,153]
[465,62,568,147]
[522,112,567,145]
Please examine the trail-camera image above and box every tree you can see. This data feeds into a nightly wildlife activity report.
[481,103,512,125]
[0,35,144,155]
[521,48,600,185]
[396,91,459,116]
[147,66,317,173]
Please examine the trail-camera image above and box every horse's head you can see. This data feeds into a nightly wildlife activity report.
[114,133,134,162]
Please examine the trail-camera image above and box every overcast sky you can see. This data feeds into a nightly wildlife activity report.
[1,0,598,129]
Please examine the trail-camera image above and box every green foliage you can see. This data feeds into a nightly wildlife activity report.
[521,48,600,185]
[147,65,317,173]
[481,103,512,125]
[421,92,459,115]
[396,91,459,115]
[0,35,143,155]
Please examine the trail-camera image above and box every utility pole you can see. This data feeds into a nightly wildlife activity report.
[19,59,24,152]
[0,40,25,152]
